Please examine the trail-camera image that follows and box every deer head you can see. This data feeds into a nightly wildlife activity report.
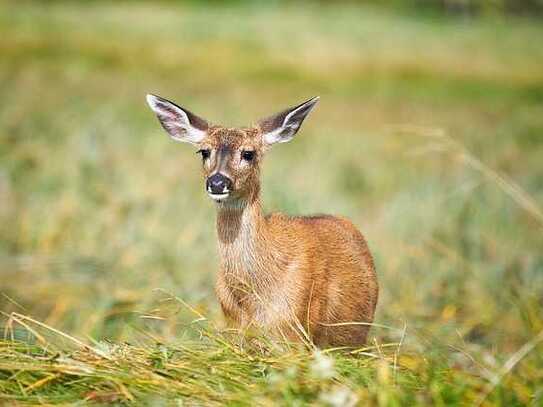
[146,94,319,205]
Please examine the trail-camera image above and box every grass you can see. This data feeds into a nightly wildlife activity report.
[0,310,490,405]
[1,0,543,404]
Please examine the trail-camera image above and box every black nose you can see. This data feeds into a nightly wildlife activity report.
[206,173,233,195]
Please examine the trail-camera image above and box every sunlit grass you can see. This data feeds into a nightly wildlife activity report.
[0,308,481,405]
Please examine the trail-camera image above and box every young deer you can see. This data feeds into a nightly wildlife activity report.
[146,95,378,347]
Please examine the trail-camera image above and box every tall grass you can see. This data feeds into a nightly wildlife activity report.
[1,1,542,404]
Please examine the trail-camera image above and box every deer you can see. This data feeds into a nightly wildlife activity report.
[146,94,378,348]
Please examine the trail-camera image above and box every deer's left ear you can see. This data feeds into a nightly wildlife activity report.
[146,94,208,145]
[258,96,319,146]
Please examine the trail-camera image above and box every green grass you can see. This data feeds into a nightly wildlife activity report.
[1,1,543,405]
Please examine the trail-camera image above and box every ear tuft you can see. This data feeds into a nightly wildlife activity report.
[146,94,208,144]
[259,96,319,146]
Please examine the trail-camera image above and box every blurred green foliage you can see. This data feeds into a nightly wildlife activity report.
[0,0,542,404]
[375,0,543,16]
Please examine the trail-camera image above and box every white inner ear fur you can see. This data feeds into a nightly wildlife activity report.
[262,98,318,145]
[146,94,206,144]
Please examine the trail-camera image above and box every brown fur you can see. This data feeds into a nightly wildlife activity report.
[202,127,378,348]
[147,95,378,347]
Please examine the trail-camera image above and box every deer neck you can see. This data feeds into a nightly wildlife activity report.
[215,187,276,280]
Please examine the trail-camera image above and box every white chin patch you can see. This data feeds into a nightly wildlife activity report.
[208,193,230,202]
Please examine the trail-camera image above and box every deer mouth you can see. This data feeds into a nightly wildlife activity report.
[208,192,230,202]
[207,184,231,201]
[206,174,233,202]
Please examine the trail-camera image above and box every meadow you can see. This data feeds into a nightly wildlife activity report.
[1,1,542,405]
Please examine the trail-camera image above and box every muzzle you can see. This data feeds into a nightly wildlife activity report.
[206,173,232,201]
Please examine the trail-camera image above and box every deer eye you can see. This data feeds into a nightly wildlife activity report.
[197,149,211,160]
[241,150,255,161]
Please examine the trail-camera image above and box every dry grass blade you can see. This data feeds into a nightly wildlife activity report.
[397,124,543,229]
[4,313,112,360]
[476,329,543,406]
[460,152,543,229]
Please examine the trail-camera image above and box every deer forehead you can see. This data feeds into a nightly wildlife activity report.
[206,126,262,150]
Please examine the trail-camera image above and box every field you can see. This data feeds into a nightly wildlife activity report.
[1,1,543,405]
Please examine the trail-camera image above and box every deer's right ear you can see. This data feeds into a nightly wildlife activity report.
[146,94,208,144]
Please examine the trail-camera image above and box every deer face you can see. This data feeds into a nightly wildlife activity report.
[146,95,318,204]
[197,126,263,202]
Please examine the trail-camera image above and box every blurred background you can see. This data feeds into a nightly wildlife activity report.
[1,0,542,369]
